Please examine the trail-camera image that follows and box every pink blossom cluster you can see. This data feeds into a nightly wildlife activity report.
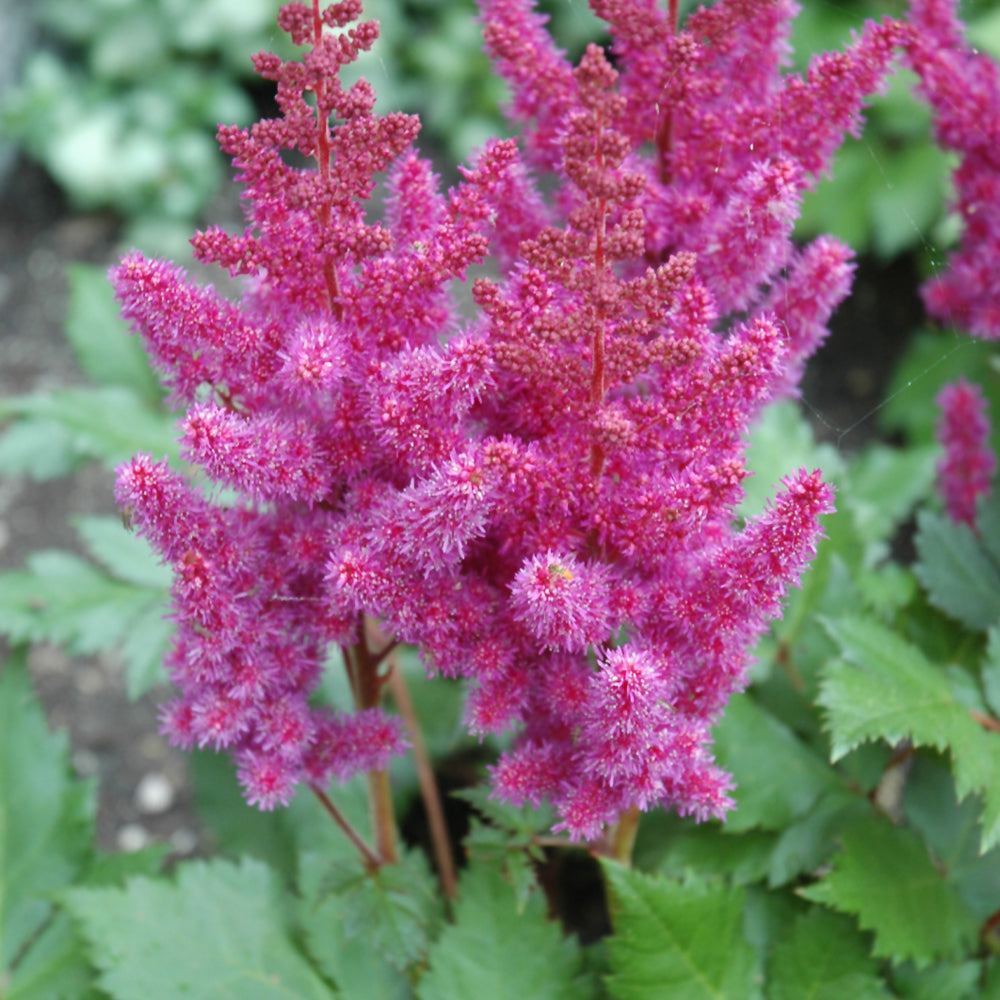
[109,0,948,840]
[936,378,995,528]
[905,0,1000,338]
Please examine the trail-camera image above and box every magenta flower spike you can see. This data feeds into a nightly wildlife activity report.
[108,0,885,843]
[936,379,996,528]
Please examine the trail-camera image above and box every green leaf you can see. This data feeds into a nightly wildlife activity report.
[659,825,775,886]
[891,961,981,1000]
[299,852,410,1000]
[741,401,844,520]
[842,444,936,553]
[0,551,165,657]
[0,651,95,971]
[74,516,171,590]
[820,616,1000,850]
[799,816,978,967]
[713,694,839,832]
[0,420,85,480]
[318,851,442,973]
[0,387,180,469]
[766,908,890,1000]
[984,626,1000,719]
[767,790,869,888]
[118,599,172,698]
[64,264,164,406]
[64,857,336,999]
[914,510,1000,631]
[418,863,588,1000]
[4,911,98,1000]
[602,864,760,1000]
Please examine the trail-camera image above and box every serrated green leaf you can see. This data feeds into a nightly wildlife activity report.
[0,387,180,469]
[903,756,1000,922]
[321,852,442,973]
[299,852,410,1000]
[602,864,760,1000]
[0,551,165,657]
[418,863,588,1000]
[64,264,164,406]
[799,816,977,967]
[64,857,336,999]
[820,616,1000,850]
[914,510,1000,630]
[1,651,95,971]
[713,694,840,832]
[767,908,890,1000]
[74,516,172,590]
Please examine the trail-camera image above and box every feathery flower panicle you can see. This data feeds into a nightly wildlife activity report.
[904,0,1000,337]
[936,379,996,528]
[112,0,878,840]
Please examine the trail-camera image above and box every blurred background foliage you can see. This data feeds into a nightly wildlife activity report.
[9,0,1000,261]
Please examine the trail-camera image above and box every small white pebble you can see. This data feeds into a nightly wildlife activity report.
[170,828,198,855]
[135,772,175,815]
[117,823,150,853]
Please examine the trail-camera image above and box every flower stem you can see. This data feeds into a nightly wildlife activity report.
[311,785,383,869]
[388,661,458,901]
[610,806,640,866]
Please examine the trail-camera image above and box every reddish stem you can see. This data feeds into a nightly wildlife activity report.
[311,785,383,869]
[312,0,342,319]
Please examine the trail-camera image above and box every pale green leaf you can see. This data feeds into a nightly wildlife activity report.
[0,387,180,469]
[0,420,84,480]
[64,263,163,406]
[914,511,1000,631]
[602,864,761,1000]
[74,516,171,590]
[417,864,588,1000]
[0,652,95,970]
[800,816,977,967]
[64,858,337,1000]
[820,616,1000,850]
[767,908,890,1000]
[0,552,164,657]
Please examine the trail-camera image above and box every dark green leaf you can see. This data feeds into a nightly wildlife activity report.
[767,908,890,1000]
[64,858,336,999]
[914,510,1000,631]
[799,816,978,967]
[418,863,589,1000]
[713,694,839,832]
[602,864,760,1000]
[891,961,981,1000]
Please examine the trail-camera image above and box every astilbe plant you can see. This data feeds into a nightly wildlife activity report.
[108,0,941,864]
